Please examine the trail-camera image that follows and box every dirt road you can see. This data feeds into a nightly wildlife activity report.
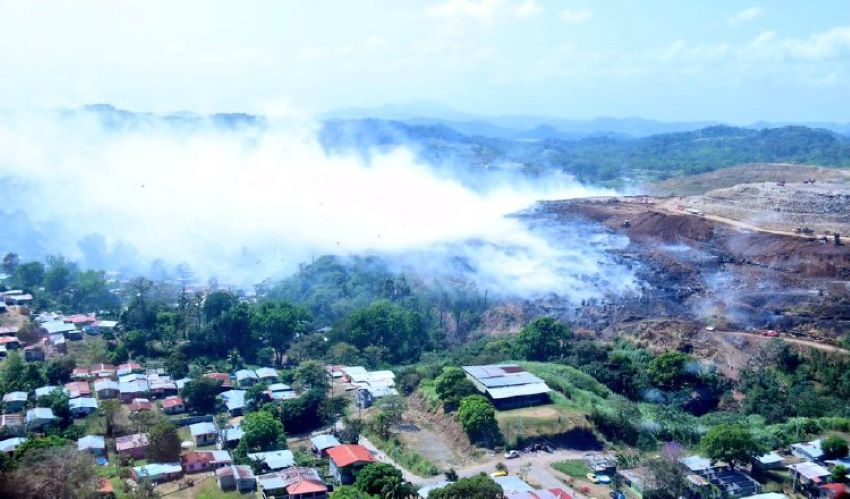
[658,200,813,239]
[714,330,849,355]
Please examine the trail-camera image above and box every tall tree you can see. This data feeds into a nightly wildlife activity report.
[251,301,311,365]
[181,377,222,414]
[513,317,573,361]
[237,410,286,455]
[434,367,478,411]
[3,445,99,499]
[354,463,410,497]
[1,252,19,274]
[457,395,500,447]
[345,300,426,363]
[429,474,502,499]
[148,420,182,463]
[701,424,764,470]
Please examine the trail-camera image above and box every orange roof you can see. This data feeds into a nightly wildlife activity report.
[129,399,153,411]
[98,478,114,493]
[0,337,19,344]
[162,396,184,408]
[326,444,374,468]
[288,479,328,494]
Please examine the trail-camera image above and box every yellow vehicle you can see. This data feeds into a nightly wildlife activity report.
[490,470,508,478]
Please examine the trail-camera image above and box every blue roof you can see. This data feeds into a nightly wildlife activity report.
[247,449,295,470]
[70,397,98,409]
[134,463,182,477]
[222,425,244,442]
[189,422,217,436]
[310,434,341,451]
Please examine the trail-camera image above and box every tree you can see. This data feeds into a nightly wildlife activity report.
[644,442,688,498]
[3,445,99,499]
[346,300,427,363]
[823,436,849,459]
[354,463,408,497]
[251,301,311,365]
[181,377,222,414]
[16,322,40,345]
[701,424,764,470]
[1,252,19,274]
[331,486,376,498]
[832,464,847,483]
[294,360,329,392]
[238,410,286,454]
[648,351,697,390]
[434,367,477,411]
[148,420,181,462]
[101,399,123,438]
[428,474,502,499]
[44,357,76,384]
[43,255,78,298]
[12,261,45,291]
[513,317,573,361]
[457,395,500,446]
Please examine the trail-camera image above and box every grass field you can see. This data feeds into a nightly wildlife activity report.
[551,459,589,478]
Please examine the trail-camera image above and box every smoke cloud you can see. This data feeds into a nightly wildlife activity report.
[0,108,638,300]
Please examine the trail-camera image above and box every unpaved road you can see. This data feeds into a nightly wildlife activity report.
[659,200,814,239]
[714,330,849,355]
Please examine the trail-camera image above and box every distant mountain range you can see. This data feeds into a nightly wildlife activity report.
[324,102,850,139]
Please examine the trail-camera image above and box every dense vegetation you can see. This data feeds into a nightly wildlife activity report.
[321,119,850,185]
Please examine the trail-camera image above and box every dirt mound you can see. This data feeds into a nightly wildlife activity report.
[650,163,850,196]
[625,211,715,244]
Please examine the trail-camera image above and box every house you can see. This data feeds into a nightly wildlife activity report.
[70,397,99,417]
[181,450,232,474]
[325,365,344,379]
[65,313,97,327]
[23,344,44,361]
[94,379,119,400]
[190,421,219,446]
[41,321,77,338]
[204,372,233,391]
[310,434,341,456]
[792,439,825,462]
[220,390,246,416]
[97,477,115,498]
[115,433,149,459]
[348,369,395,388]
[356,385,399,409]
[3,391,28,412]
[494,476,535,495]
[327,444,375,485]
[235,369,259,387]
[49,334,67,354]
[267,385,299,402]
[148,376,178,398]
[788,462,831,493]
[94,320,119,332]
[216,464,256,492]
[0,337,20,350]
[247,449,295,471]
[78,435,106,456]
[0,414,24,435]
[506,488,573,499]
[4,293,33,306]
[220,425,244,449]
[119,380,149,402]
[90,364,116,378]
[754,451,784,470]
[161,396,185,414]
[117,362,143,376]
[26,407,57,431]
[71,367,90,380]
[462,364,552,409]
[820,484,850,498]
[129,398,153,412]
[0,437,26,455]
[255,367,279,382]
[256,467,328,499]
[680,455,716,475]
[340,366,368,383]
[65,381,92,399]
[132,462,183,483]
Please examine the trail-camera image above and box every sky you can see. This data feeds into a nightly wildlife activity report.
[1,0,849,122]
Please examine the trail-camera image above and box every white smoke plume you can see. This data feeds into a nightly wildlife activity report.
[0,108,638,300]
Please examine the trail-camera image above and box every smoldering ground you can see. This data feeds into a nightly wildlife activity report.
[0,107,640,301]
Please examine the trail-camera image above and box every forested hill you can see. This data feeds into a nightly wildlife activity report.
[319,119,850,185]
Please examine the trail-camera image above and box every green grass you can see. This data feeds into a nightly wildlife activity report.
[417,380,442,412]
[191,477,245,499]
[552,460,589,479]
[365,433,440,477]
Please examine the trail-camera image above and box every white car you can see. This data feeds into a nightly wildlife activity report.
[504,450,520,459]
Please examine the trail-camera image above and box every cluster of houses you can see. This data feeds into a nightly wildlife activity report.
[618,437,850,499]
[326,365,399,408]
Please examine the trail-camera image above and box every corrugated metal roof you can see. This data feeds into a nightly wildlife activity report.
[487,383,551,399]
[478,372,545,388]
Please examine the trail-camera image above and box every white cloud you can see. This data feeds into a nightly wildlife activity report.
[515,0,543,18]
[728,6,762,25]
[560,8,593,24]
[424,0,507,24]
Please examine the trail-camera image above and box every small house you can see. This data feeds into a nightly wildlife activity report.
[247,449,295,471]
[115,433,149,459]
[70,397,99,418]
[132,462,183,483]
[116,362,143,376]
[119,380,149,402]
[26,407,57,431]
[216,464,256,493]
[310,434,341,456]
[235,369,258,388]
[788,461,830,491]
[94,320,118,332]
[257,467,328,499]
[0,337,20,350]
[181,450,232,474]
[204,373,233,391]
[78,435,106,456]
[190,421,219,446]
[0,414,24,435]
[791,439,824,462]
[129,398,153,412]
[93,379,119,400]
[754,451,784,470]
[326,444,375,485]
[220,425,244,449]
[90,364,116,378]
[71,367,90,380]
[65,381,92,399]
[0,437,26,455]
[219,390,246,416]
[161,396,185,414]
[34,385,59,400]
[255,367,279,382]
[148,376,177,398]
[23,345,44,361]
[3,391,28,412]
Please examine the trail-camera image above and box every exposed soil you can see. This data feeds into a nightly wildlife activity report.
[404,392,484,467]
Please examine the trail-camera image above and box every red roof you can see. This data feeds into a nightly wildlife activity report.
[97,477,114,494]
[73,368,90,374]
[65,313,97,324]
[65,381,92,396]
[129,398,153,411]
[162,396,184,408]
[288,480,328,494]
[326,444,374,468]
[0,337,20,344]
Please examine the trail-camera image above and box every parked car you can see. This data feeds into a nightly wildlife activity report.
[761,330,779,337]
[504,450,520,459]
[490,470,508,478]
[587,473,611,484]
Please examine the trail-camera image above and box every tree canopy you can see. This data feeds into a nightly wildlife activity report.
[513,317,572,361]
[701,424,764,470]
[428,474,502,499]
